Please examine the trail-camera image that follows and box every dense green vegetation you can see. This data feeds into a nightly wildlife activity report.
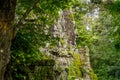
[1,0,120,80]
[74,0,120,80]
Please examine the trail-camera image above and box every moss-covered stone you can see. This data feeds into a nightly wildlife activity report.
[69,53,82,79]
[90,69,98,80]
[34,59,55,80]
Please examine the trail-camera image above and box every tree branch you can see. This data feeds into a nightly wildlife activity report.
[15,0,39,30]
[13,0,39,38]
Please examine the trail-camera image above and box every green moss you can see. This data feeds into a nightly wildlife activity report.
[69,13,74,20]
[60,38,65,45]
[69,53,82,79]
[57,65,63,73]
[68,51,98,80]
[34,59,55,80]
[90,69,98,80]
[60,78,64,80]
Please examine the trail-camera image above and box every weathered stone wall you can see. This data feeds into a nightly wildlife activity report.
[79,46,91,80]
[40,9,97,80]
[34,60,55,80]
[52,9,76,45]
[51,9,76,80]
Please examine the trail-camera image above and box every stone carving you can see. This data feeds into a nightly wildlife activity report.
[40,9,94,80]
[51,9,76,80]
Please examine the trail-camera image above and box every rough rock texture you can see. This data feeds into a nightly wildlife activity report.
[39,9,76,80]
[51,9,76,80]
[40,9,96,80]
[79,46,91,80]
[34,60,55,80]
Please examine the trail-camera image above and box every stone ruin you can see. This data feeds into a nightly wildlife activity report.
[38,9,93,80]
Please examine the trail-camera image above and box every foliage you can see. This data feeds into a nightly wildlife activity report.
[73,1,120,80]
[10,24,44,79]
[7,0,120,80]
[7,0,80,79]
[69,53,82,80]
[90,69,98,80]
[87,2,120,80]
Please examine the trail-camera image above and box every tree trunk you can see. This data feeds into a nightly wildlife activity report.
[0,0,16,80]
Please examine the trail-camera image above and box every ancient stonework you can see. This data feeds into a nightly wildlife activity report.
[40,9,97,80]
[51,9,76,80]
[79,46,91,80]
[39,9,76,80]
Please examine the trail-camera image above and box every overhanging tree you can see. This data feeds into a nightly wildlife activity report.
[0,0,76,79]
[0,0,16,79]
